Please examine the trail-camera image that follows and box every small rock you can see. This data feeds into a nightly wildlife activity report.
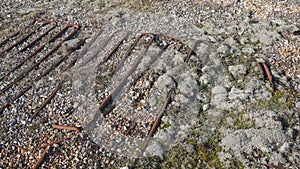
[212,86,227,94]
[178,76,198,96]
[217,44,230,54]
[257,29,281,45]
[240,37,249,45]
[155,74,176,93]
[242,47,255,55]
[203,104,210,111]
[145,141,164,158]
[228,64,247,77]
[228,87,247,100]
[279,142,292,152]
[119,167,129,169]
[295,102,300,108]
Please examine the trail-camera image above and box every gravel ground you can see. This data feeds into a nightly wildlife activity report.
[0,0,300,168]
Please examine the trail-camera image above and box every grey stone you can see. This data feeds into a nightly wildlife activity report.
[225,37,237,46]
[295,102,300,108]
[203,104,210,111]
[217,44,230,54]
[199,74,211,84]
[279,142,293,152]
[252,110,282,129]
[178,75,198,97]
[211,86,228,109]
[242,47,255,55]
[257,29,281,45]
[269,152,287,165]
[145,141,164,157]
[221,128,288,158]
[240,37,249,45]
[228,64,247,77]
[212,86,227,94]
[228,87,247,100]
[155,74,176,93]
[119,167,129,169]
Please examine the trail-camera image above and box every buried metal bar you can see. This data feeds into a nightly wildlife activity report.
[185,40,200,62]
[0,31,20,47]
[0,31,35,56]
[185,39,211,63]
[4,22,72,79]
[88,33,155,123]
[111,33,151,75]
[31,50,83,119]
[0,45,81,115]
[0,27,82,114]
[262,62,275,91]
[124,120,137,136]
[77,30,129,67]
[0,85,33,113]
[0,39,84,116]
[98,33,155,115]
[0,20,40,56]
[256,62,265,79]
[31,39,85,118]
[31,53,78,119]
[140,89,174,153]
[256,61,275,91]
[155,34,179,40]
[98,31,129,65]
[5,21,58,76]
[103,33,178,76]
[0,24,80,95]
[31,82,62,119]
[32,145,50,169]
[35,38,85,82]
[19,20,57,52]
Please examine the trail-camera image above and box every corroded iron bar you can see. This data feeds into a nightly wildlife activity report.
[256,62,265,79]
[0,24,80,95]
[31,82,63,119]
[98,33,155,116]
[0,31,20,47]
[185,40,200,62]
[111,33,145,75]
[7,21,58,75]
[19,20,57,52]
[262,63,275,91]
[32,145,50,169]
[85,34,155,126]
[0,19,39,56]
[78,30,128,67]
[141,89,174,153]
[31,39,85,118]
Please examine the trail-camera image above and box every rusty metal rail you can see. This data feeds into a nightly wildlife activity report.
[1,18,203,154]
[0,23,80,95]
[256,61,275,91]
[140,88,174,153]
[78,29,204,153]
[86,33,156,126]
[0,31,20,47]
[0,19,83,114]
[0,19,38,56]
[31,39,85,118]
[2,20,57,78]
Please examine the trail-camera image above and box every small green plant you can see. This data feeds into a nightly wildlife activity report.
[256,89,295,110]
[98,0,105,8]
[161,132,224,168]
